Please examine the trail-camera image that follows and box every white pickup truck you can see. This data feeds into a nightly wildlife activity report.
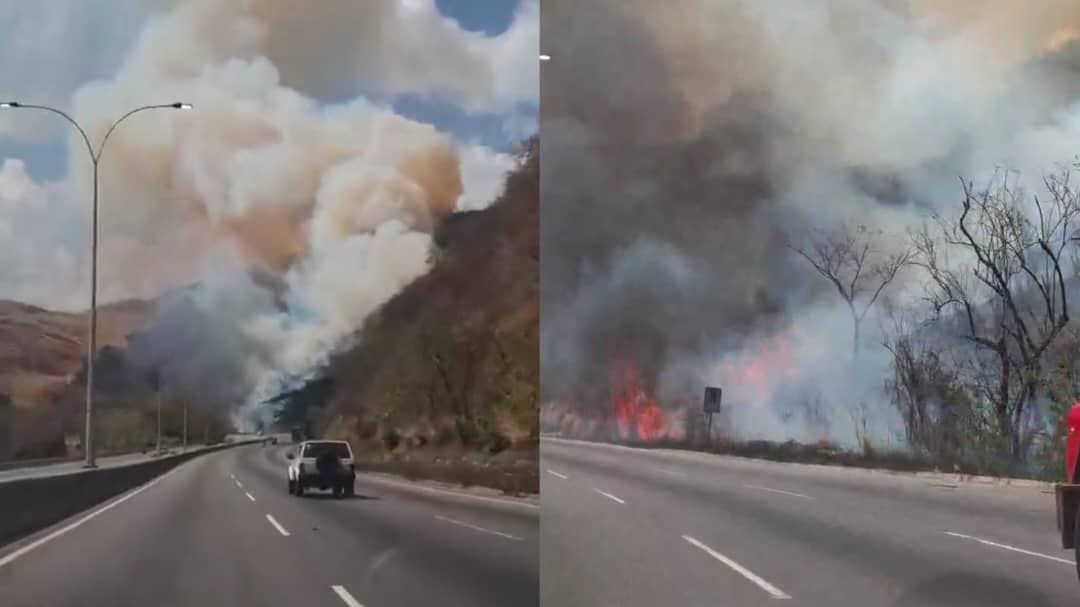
[286,440,356,498]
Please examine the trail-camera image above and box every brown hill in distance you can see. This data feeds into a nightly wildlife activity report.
[0,299,154,409]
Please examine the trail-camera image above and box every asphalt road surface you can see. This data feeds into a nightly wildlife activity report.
[0,443,538,607]
[541,437,1078,606]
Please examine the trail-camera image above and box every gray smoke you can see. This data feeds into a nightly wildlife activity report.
[127,268,281,409]
[540,0,1080,445]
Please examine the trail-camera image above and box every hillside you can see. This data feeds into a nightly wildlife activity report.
[0,298,157,460]
[312,138,539,492]
[0,293,243,461]
[0,299,154,409]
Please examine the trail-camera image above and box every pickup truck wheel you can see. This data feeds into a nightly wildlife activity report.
[344,483,354,498]
[1074,507,1080,582]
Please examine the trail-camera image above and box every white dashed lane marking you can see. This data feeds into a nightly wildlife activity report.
[331,585,365,607]
[683,535,791,600]
[265,514,290,537]
[593,489,626,505]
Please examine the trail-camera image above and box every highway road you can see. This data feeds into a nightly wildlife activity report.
[541,437,1078,606]
[0,443,538,607]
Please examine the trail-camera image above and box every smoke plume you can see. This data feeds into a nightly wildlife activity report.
[0,0,537,417]
[541,0,1080,445]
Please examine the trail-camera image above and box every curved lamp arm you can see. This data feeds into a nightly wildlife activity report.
[0,102,96,164]
[1,101,192,163]
[96,103,189,163]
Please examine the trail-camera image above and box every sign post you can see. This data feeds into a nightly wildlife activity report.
[703,386,722,442]
[145,369,163,456]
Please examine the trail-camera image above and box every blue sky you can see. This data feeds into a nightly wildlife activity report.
[438,0,520,34]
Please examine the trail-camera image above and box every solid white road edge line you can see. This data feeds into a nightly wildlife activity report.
[546,469,569,480]
[245,492,256,502]
[743,484,815,500]
[361,474,538,511]
[331,585,365,607]
[0,464,185,569]
[433,515,525,541]
[593,488,626,504]
[944,531,1074,565]
[266,514,290,537]
[683,535,792,600]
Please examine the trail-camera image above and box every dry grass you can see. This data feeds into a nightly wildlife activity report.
[354,443,539,496]
[618,435,1038,479]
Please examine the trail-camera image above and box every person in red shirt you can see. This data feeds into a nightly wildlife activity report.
[1067,402,1080,482]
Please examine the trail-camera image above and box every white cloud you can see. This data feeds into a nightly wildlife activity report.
[456,143,516,211]
[0,159,82,306]
[488,0,540,109]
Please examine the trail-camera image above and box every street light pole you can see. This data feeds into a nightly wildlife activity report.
[0,101,192,468]
[182,399,188,453]
[156,389,162,456]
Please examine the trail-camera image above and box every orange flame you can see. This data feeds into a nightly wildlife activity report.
[609,359,665,441]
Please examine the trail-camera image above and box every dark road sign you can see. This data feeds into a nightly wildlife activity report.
[704,386,722,413]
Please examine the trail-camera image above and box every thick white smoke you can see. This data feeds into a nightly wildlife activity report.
[541,0,1080,447]
[0,0,537,414]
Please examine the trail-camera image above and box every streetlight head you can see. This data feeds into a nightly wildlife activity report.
[0,102,20,108]
[173,102,193,110]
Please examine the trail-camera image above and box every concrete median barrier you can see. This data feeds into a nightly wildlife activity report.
[0,440,260,548]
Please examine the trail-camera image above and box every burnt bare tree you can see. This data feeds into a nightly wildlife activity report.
[882,305,975,460]
[790,222,912,357]
[913,167,1079,460]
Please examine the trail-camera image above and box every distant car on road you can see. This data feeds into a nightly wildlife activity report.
[287,440,355,498]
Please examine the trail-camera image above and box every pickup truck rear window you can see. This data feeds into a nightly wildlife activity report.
[302,442,351,459]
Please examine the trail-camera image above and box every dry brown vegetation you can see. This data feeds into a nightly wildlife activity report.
[0,299,152,408]
[0,299,158,461]
[315,138,539,493]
